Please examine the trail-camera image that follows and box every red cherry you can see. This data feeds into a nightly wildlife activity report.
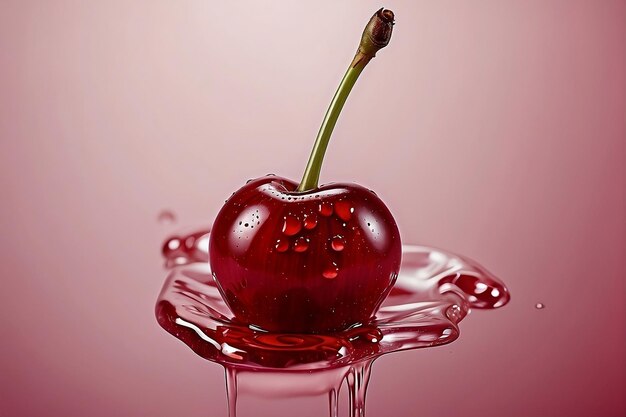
[209,176,401,333]
[209,9,398,333]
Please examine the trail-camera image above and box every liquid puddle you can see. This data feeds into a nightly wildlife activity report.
[156,229,509,416]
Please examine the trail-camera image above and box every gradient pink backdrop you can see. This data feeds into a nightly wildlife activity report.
[1,1,624,416]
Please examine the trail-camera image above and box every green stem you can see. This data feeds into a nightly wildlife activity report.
[296,8,395,192]
[297,63,366,192]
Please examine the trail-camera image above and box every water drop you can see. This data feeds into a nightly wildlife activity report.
[157,210,176,224]
[334,201,353,221]
[303,214,318,230]
[293,237,310,252]
[282,216,302,236]
[167,238,180,251]
[184,236,196,249]
[275,239,289,253]
[323,263,339,279]
[535,303,545,309]
[319,201,333,217]
[162,237,184,259]
[331,236,345,251]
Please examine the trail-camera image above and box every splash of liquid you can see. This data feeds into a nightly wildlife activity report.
[156,229,509,416]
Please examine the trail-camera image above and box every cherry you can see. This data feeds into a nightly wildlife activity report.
[209,9,399,333]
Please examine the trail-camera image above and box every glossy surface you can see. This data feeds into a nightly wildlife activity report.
[209,176,402,333]
[157,229,509,370]
[157,229,509,416]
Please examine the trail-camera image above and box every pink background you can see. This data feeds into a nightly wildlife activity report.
[1,1,624,416]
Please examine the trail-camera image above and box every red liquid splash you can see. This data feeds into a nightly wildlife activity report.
[156,229,509,416]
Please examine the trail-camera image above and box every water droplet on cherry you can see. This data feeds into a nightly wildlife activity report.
[318,202,333,217]
[334,201,353,221]
[303,214,318,229]
[184,236,196,249]
[282,216,302,236]
[293,237,310,252]
[322,263,339,279]
[275,239,289,253]
[331,236,345,251]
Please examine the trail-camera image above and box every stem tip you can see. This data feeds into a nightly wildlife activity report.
[352,8,395,67]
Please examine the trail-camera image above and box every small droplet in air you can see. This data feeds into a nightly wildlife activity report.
[535,303,545,309]
[157,210,176,224]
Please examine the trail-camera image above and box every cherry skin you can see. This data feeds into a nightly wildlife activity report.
[209,175,401,333]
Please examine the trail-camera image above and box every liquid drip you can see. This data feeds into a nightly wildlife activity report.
[156,229,509,416]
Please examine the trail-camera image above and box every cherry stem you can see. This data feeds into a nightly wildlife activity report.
[297,8,395,192]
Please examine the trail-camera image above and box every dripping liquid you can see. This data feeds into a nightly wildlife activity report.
[156,229,509,416]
